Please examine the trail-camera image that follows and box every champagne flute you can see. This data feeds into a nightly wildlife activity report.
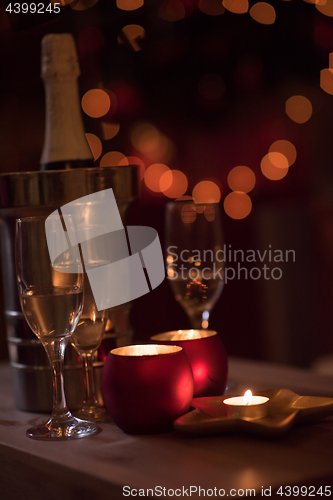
[165,199,224,329]
[16,216,99,439]
[71,277,109,422]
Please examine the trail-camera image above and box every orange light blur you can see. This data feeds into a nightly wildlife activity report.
[330,53,333,68]
[260,153,289,180]
[119,156,146,180]
[116,0,144,11]
[50,0,71,6]
[204,204,216,221]
[320,69,333,95]
[158,0,186,21]
[227,166,256,193]
[130,122,161,153]
[285,95,312,124]
[160,170,188,198]
[222,0,249,14]
[144,163,170,192]
[269,140,297,166]
[249,2,276,24]
[198,0,225,16]
[117,24,146,51]
[181,204,197,223]
[130,121,174,162]
[100,151,126,167]
[85,133,102,161]
[70,0,99,9]
[101,122,120,140]
[316,0,333,17]
[82,89,111,118]
[192,181,221,203]
[195,204,206,213]
[223,192,252,219]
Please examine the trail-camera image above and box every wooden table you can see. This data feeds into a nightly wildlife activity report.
[1,358,333,499]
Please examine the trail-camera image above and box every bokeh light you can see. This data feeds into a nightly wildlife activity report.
[181,203,197,223]
[117,25,146,51]
[130,121,174,162]
[192,181,221,203]
[223,0,249,14]
[269,140,297,166]
[160,170,188,198]
[320,68,333,95]
[316,0,333,17]
[227,166,256,193]
[82,89,111,118]
[249,2,276,25]
[131,122,161,153]
[198,0,225,16]
[117,0,144,11]
[158,0,186,21]
[101,122,120,140]
[118,156,146,179]
[260,153,289,180]
[144,163,170,192]
[204,204,216,221]
[285,95,312,124]
[223,192,252,219]
[85,133,102,161]
[100,151,126,167]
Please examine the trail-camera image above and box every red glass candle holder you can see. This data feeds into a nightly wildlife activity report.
[101,344,194,434]
[151,330,228,398]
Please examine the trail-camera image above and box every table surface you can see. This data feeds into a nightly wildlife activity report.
[1,358,333,500]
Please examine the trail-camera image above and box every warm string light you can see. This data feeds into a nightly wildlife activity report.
[82,89,111,118]
[77,3,318,216]
[249,2,276,25]
[117,24,146,51]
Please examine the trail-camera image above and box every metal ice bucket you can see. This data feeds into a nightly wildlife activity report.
[0,166,139,411]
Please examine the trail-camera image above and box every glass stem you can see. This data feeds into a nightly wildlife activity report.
[82,352,97,408]
[42,337,71,421]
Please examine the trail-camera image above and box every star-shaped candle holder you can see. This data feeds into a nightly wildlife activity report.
[174,388,333,437]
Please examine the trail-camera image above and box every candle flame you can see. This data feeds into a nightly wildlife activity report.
[129,345,160,356]
[243,390,252,406]
[170,329,199,340]
[112,344,183,356]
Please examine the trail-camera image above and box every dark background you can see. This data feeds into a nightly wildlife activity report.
[1,0,333,367]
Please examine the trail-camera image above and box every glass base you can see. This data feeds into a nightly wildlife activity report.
[75,405,111,423]
[26,415,99,440]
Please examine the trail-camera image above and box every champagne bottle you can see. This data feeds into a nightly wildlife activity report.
[40,33,94,171]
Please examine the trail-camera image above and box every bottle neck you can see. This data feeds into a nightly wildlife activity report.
[40,78,93,165]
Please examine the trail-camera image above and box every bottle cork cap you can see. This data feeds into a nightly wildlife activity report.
[41,33,80,81]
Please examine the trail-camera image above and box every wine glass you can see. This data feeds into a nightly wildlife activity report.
[71,276,109,422]
[15,216,99,439]
[165,199,224,329]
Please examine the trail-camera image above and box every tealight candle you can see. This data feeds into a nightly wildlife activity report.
[102,344,194,434]
[151,330,228,397]
[223,390,269,421]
